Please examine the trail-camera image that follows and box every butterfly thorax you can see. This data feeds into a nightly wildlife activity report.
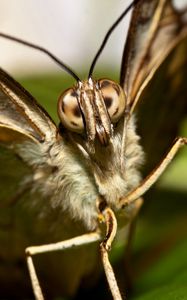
[19,112,143,231]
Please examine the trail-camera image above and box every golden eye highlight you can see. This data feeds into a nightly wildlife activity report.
[57,88,84,132]
[99,79,126,122]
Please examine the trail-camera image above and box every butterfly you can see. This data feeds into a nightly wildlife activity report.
[0,1,187,299]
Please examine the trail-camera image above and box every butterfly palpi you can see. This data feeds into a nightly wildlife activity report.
[0,1,187,299]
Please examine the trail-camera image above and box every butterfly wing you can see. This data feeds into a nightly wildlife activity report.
[120,0,187,113]
[0,67,57,145]
[120,0,187,172]
[137,36,187,173]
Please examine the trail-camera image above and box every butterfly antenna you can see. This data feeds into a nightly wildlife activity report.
[88,0,140,78]
[0,32,81,82]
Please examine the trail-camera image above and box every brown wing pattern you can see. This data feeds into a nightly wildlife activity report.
[0,68,57,145]
[137,36,187,174]
[120,0,187,113]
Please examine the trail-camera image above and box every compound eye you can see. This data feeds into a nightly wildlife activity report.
[99,79,126,122]
[58,88,84,132]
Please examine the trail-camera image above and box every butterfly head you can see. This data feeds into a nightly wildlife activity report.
[58,78,126,147]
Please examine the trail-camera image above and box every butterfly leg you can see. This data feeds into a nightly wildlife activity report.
[119,137,187,208]
[25,231,101,300]
[100,206,123,300]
